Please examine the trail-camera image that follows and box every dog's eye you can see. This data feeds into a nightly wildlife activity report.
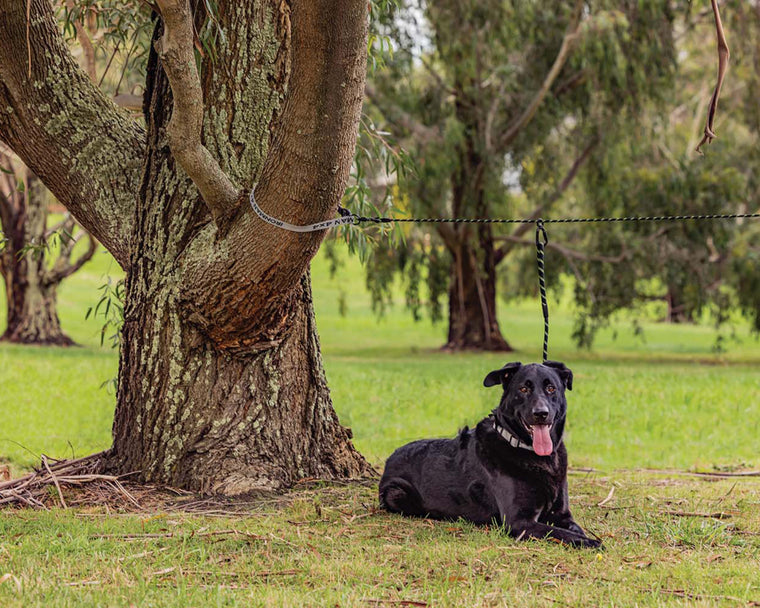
[519,386,529,394]
[546,385,556,394]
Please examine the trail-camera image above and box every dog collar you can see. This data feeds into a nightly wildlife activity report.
[493,421,535,452]
[492,420,563,453]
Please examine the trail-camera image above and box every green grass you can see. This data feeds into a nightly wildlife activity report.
[1,242,759,606]
[1,473,759,607]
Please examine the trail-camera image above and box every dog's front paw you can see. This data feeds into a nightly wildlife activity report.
[580,537,604,550]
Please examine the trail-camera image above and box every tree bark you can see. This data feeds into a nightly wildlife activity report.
[109,272,368,493]
[0,170,80,346]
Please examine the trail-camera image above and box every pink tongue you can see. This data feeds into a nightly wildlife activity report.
[532,425,553,456]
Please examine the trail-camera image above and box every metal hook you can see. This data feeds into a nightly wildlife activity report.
[535,218,548,248]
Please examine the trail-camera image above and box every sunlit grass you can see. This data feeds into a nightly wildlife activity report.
[1,242,759,607]
[1,242,759,473]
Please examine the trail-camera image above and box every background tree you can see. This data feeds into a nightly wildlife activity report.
[0,0,373,493]
[362,0,676,351]
[548,0,760,346]
[0,156,96,345]
[0,2,150,346]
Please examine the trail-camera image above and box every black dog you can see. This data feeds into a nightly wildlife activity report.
[379,361,600,548]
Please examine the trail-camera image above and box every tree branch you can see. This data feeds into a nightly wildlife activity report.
[44,231,98,286]
[494,235,628,264]
[178,0,371,347]
[420,56,454,96]
[66,0,97,81]
[493,137,598,265]
[695,0,730,154]
[365,82,443,146]
[250,0,369,224]
[495,0,583,153]
[435,222,460,252]
[0,0,145,268]
[154,0,238,223]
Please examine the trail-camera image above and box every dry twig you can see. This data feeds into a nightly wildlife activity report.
[0,452,141,510]
[696,0,730,154]
[597,486,616,507]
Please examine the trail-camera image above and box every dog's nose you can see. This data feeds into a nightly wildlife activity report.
[532,406,549,422]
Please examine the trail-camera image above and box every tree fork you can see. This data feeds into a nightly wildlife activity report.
[103,0,373,492]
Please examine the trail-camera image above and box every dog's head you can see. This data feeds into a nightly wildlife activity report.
[483,361,573,456]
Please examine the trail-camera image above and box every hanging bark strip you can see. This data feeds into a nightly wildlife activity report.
[695,0,730,154]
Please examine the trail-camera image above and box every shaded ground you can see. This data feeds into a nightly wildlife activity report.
[1,470,759,607]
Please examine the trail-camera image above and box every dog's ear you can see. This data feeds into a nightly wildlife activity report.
[483,362,522,388]
[543,360,573,391]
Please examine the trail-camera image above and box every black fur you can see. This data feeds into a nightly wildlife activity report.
[379,361,601,548]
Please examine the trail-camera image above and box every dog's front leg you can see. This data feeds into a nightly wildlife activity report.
[493,481,601,549]
[542,480,588,538]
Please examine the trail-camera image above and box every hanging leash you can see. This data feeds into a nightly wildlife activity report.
[535,220,550,362]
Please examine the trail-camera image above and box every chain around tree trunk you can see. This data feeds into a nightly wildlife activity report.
[535,219,550,362]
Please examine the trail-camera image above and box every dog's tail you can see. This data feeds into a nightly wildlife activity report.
[379,477,426,517]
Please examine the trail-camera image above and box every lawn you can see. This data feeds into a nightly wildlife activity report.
[1,241,759,607]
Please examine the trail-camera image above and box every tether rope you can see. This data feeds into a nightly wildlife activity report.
[250,190,760,360]
[535,220,550,363]
[347,212,760,225]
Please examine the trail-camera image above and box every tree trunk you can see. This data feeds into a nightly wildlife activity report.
[665,288,695,324]
[100,0,373,492]
[441,108,511,352]
[445,227,512,352]
[108,272,368,494]
[0,171,74,346]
